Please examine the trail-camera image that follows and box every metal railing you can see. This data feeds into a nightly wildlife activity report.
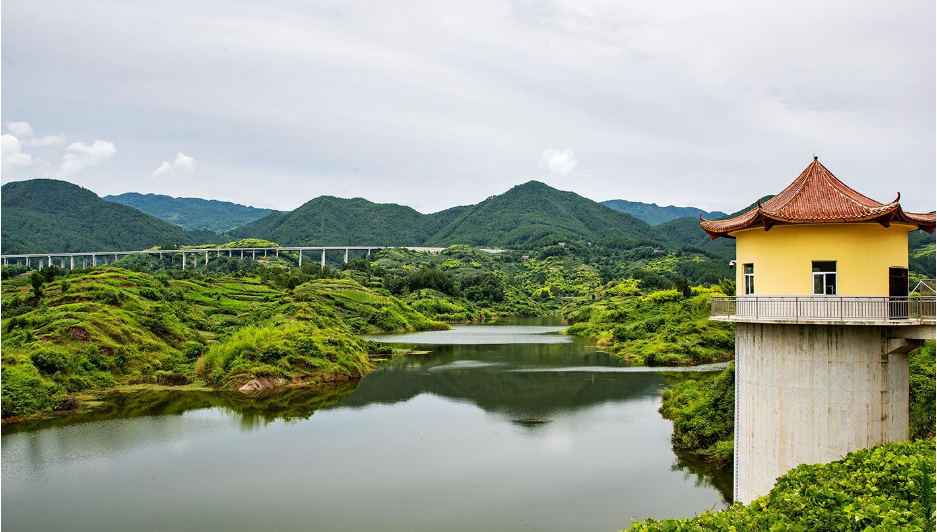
[711,296,937,322]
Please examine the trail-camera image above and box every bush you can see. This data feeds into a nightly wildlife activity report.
[1,365,65,417]
[627,440,936,531]
[29,349,74,375]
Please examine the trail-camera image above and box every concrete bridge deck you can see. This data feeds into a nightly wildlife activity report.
[1,246,505,270]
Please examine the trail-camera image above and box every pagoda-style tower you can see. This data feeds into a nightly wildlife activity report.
[701,158,935,503]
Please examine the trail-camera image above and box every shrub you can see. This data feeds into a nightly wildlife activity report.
[627,440,936,532]
[29,349,74,375]
[1,365,65,417]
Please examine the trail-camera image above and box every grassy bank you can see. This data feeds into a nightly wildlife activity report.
[626,439,936,531]
[563,280,735,366]
[1,267,445,420]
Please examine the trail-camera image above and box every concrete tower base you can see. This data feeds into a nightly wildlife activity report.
[734,323,910,503]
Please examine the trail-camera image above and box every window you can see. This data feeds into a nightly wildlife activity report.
[743,263,754,295]
[812,261,836,295]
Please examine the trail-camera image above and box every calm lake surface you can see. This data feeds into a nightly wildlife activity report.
[2,318,730,532]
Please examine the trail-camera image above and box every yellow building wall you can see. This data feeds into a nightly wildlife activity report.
[734,223,912,296]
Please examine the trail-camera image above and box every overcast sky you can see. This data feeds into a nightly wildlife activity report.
[2,1,934,214]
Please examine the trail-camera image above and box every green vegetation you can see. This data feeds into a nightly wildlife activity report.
[602,199,726,226]
[232,195,439,245]
[909,341,935,441]
[564,282,735,366]
[233,181,664,249]
[658,365,735,467]
[0,267,445,419]
[426,181,661,247]
[104,192,274,232]
[627,439,936,532]
[1,179,222,254]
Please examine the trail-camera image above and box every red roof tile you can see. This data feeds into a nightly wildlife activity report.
[700,158,936,239]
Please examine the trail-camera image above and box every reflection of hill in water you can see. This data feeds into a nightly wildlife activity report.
[2,382,361,436]
[331,343,666,418]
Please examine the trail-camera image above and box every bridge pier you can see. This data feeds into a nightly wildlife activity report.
[321,249,326,268]
[298,250,303,267]
[182,251,186,270]
[344,249,349,264]
[205,251,209,266]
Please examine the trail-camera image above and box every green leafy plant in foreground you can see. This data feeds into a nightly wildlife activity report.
[626,439,936,532]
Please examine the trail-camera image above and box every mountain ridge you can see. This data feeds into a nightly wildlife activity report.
[602,199,726,226]
[105,192,273,232]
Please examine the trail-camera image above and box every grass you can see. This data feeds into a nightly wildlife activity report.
[1,266,446,420]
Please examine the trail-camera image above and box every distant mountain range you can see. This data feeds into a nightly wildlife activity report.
[602,199,726,226]
[1,180,221,254]
[17,179,931,264]
[232,181,661,247]
[105,192,274,232]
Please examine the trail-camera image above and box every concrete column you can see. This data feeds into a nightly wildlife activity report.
[344,249,349,263]
[92,255,97,267]
[298,250,303,267]
[264,249,267,257]
[367,248,371,257]
[70,256,74,269]
[276,249,279,258]
[252,249,256,260]
[182,251,186,270]
[205,251,209,265]
[321,249,326,268]
[734,323,909,503]
[240,250,244,259]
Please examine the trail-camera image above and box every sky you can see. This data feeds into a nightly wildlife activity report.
[1,0,934,214]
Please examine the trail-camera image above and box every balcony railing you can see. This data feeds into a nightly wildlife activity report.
[711,296,937,323]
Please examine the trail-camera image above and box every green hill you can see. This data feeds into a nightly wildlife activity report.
[105,192,273,232]
[231,196,436,245]
[656,196,775,258]
[426,181,663,247]
[602,199,726,226]
[1,180,218,254]
[233,182,659,248]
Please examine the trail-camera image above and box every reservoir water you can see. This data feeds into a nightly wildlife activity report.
[2,318,730,531]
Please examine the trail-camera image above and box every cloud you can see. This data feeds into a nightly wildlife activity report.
[150,152,196,178]
[540,148,578,176]
[1,134,34,173]
[27,134,67,147]
[6,121,34,137]
[59,140,117,176]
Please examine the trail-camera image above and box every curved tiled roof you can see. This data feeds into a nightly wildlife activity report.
[700,158,936,239]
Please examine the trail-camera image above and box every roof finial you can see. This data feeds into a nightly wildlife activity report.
[813,154,818,161]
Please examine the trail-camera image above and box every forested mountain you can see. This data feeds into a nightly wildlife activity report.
[233,181,661,248]
[602,199,726,226]
[1,180,220,254]
[656,196,775,258]
[426,181,661,246]
[105,192,273,232]
[230,196,437,245]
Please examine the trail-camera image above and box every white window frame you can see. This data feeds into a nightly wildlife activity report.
[743,263,755,295]
[812,261,837,295]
